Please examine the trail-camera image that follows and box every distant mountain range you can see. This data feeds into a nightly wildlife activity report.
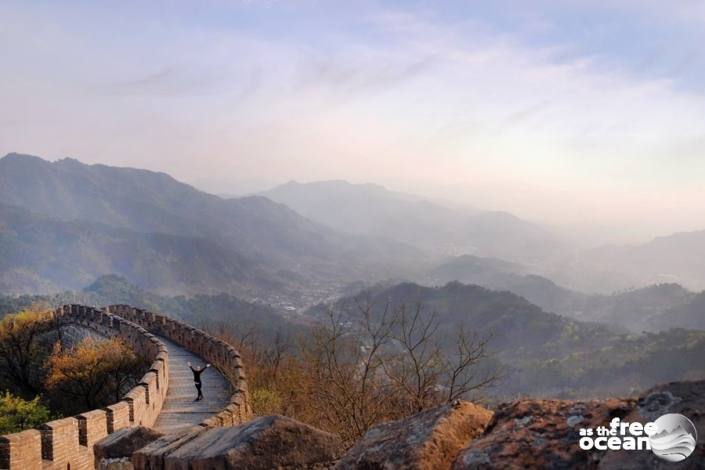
[0,200,260,295]
[0,153,426,301]
[3,152,705,332]
[424,254,699,332]
[565,230,705,291]
[308,281,705,398]
[260,180,562,263]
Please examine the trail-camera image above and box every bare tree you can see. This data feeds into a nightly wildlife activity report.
[212,299,497,445]
[382,304,444,413]
[381,304,497,413]
[304,304,398,444]
[444,326,497,402]
[306,300,497,442]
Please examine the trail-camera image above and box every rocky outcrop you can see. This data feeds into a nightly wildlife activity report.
[122,381,705,468]
[451,398,634,469]
[46,380,705,469]
[94,426,164,467]
[338,401,492,470]
[598,380,705,469]
[132,427,207,470]
[133,416,343,470]
[450,380,705,469]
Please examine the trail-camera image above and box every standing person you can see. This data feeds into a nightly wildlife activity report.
[187,361,211,401]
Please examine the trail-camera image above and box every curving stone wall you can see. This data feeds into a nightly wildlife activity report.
[0,304,250,470]
[0,305,168,470]
[106,305,250,428]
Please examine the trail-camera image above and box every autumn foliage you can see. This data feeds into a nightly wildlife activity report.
[0,391,51,434]
[45,337,145,413]
[0,309,55,395]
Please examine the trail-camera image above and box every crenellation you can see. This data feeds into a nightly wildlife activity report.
[0,429,42,470]
[76,410,108,448]
[38,417,80,467]
[218,407,235,426]
[0,304,250,469]
[105,402,131,434]
[139,372,161,423]
[122,388,147,427]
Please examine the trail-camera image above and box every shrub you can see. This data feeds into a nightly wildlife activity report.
[0,391,51,434]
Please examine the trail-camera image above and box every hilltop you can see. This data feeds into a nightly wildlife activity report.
[308,281,705,398]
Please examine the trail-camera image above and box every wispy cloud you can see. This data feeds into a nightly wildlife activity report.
[102,64,252,97]
[3,0,705,237]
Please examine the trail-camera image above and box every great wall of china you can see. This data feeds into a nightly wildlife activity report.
[0,304,250,470]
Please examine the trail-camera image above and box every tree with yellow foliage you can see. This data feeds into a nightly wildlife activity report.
[0,310,55,395]
[45,337,145,413]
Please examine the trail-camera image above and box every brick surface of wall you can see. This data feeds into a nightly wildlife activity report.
[38,417,80,469]
[0,429,42,470]
[105,402,131,434]
[77,410,108,470]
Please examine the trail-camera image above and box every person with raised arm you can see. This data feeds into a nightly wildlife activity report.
[187,361,211,401]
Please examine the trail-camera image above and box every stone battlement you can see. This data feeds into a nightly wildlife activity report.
[105,305,249,427]
[0,304,250,470]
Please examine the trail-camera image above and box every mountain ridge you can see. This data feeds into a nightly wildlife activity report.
[307,280,705,398]
[0,153,429,301]
[260,179,560,262]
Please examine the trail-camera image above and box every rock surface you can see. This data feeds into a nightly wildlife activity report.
[135,416,342,470]
[452,398,634,469]
[598,380,705,469]
[94,426,164,463]
[132,426,206,470]
[101,381,705,469]
[99,457,135,470]
[338,401,493,470]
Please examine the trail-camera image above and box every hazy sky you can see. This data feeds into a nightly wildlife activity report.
[3,0,705,241]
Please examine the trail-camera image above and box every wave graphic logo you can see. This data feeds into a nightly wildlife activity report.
[648,413,698,462]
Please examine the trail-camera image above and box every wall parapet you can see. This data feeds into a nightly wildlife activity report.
[0,305,169,470]
[106,305,251,428]
[0,304,250,470]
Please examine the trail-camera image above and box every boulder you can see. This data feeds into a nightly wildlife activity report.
[94,426,164,465]
[131,426,207,470]
[338,401,493,470]
[99,457,135,470]
[598,380,705,469]
[135,416,343,470]
[452,398,634,469]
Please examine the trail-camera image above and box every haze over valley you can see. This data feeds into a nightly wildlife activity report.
[2,152,705,402]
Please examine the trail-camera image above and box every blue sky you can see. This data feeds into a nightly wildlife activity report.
[2,0,705,240]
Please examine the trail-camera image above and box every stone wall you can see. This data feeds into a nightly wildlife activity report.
[0,304,250,470]
[0,305,169,470]
[106,305,250,427]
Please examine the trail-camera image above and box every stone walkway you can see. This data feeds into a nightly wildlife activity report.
[153,337,231,434]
